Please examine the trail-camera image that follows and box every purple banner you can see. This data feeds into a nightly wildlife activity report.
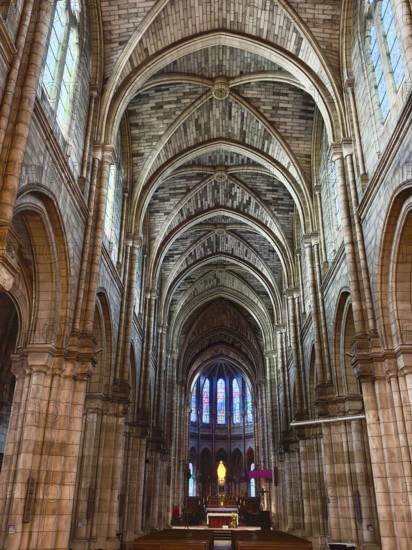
[248,469,272,480]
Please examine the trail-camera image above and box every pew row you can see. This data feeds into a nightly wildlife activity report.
[133,529,213,550]
[232,530,313,550]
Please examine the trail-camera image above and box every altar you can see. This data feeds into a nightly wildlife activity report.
[206,507,238,528]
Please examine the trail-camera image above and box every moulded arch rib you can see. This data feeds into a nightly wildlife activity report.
[133,138,313,235]
[102,31,342,148]
[148,206,295,291]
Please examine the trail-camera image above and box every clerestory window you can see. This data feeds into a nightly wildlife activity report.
[42,0,81,133]
[233,379,240,424]
[191,384,197,422]
[246,386,253,423]
[366,0,405,119]
[202,379,210,423]
[217,378,225,424]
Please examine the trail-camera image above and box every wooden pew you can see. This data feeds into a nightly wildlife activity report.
[232,530,312,550]
[133,529,213,550]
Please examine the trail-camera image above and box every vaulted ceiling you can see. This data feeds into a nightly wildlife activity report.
[97,0,345,380]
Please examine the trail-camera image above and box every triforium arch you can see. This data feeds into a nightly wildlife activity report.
[0,0,411,549]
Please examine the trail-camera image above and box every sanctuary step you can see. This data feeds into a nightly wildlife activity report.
[213,529,232,541]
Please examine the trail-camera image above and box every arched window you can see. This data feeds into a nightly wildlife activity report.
[233,379,240,424]
[202,379,210,423]
[370,25,389,117]
[217,378,225,424]
[188,463,195,496]
[381,0,404,89]
[246,386,253,423]
[104,165,116,240]
[191,385,197,422]
[250,463,256,497]
[366,0,405,119]
[42,0,81,133]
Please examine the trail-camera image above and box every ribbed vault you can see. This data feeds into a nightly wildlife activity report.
[98,0,346,410]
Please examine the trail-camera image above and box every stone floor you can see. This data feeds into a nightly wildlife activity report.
[214,542,231,549]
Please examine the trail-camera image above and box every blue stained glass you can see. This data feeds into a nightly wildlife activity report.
[250,463,256,497]
[246,386,253,422]
[202,379,210,423]
[191,386,196,422]
[233,379,240,424]
[217,379,225,424]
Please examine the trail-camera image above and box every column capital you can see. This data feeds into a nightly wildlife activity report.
[328,142,343,162]
[302,233,319,246]
[285,286,299,298]
[341,138,354,158]
[275,324,286,334]
[145,288,158,299]
[102,144,115,163]
[344,76,355,92]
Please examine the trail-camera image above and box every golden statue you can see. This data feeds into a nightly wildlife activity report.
[229,512,237,528]
[217,461,226,505]
[217,461,226,483]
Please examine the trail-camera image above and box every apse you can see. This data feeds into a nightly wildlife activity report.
[188,361,255,500]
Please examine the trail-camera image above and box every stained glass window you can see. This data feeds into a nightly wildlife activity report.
[56,31,77,128]
[188,463,194,496]
[246,386,253,422]
[104,165,116,239]
[250,463,256,497]
[43,3,66,100]
[191,385,196,422]
[381,0,404,89]
[202,379,210,423]
[233,379,240,423]
[42,1,81,133]
[370,25,389,118]
[217,378,225,424]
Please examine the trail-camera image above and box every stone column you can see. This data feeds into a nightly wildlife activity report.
[83,146,115,334]
[72,147,103,335]
[303,236,326,383]
[139,290,158,415]
[286,289,304,414]
[329,145,365,334]
[0,0,54,226]
[344,80,367,179]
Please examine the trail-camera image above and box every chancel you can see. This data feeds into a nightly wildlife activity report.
[0,0,411,549]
